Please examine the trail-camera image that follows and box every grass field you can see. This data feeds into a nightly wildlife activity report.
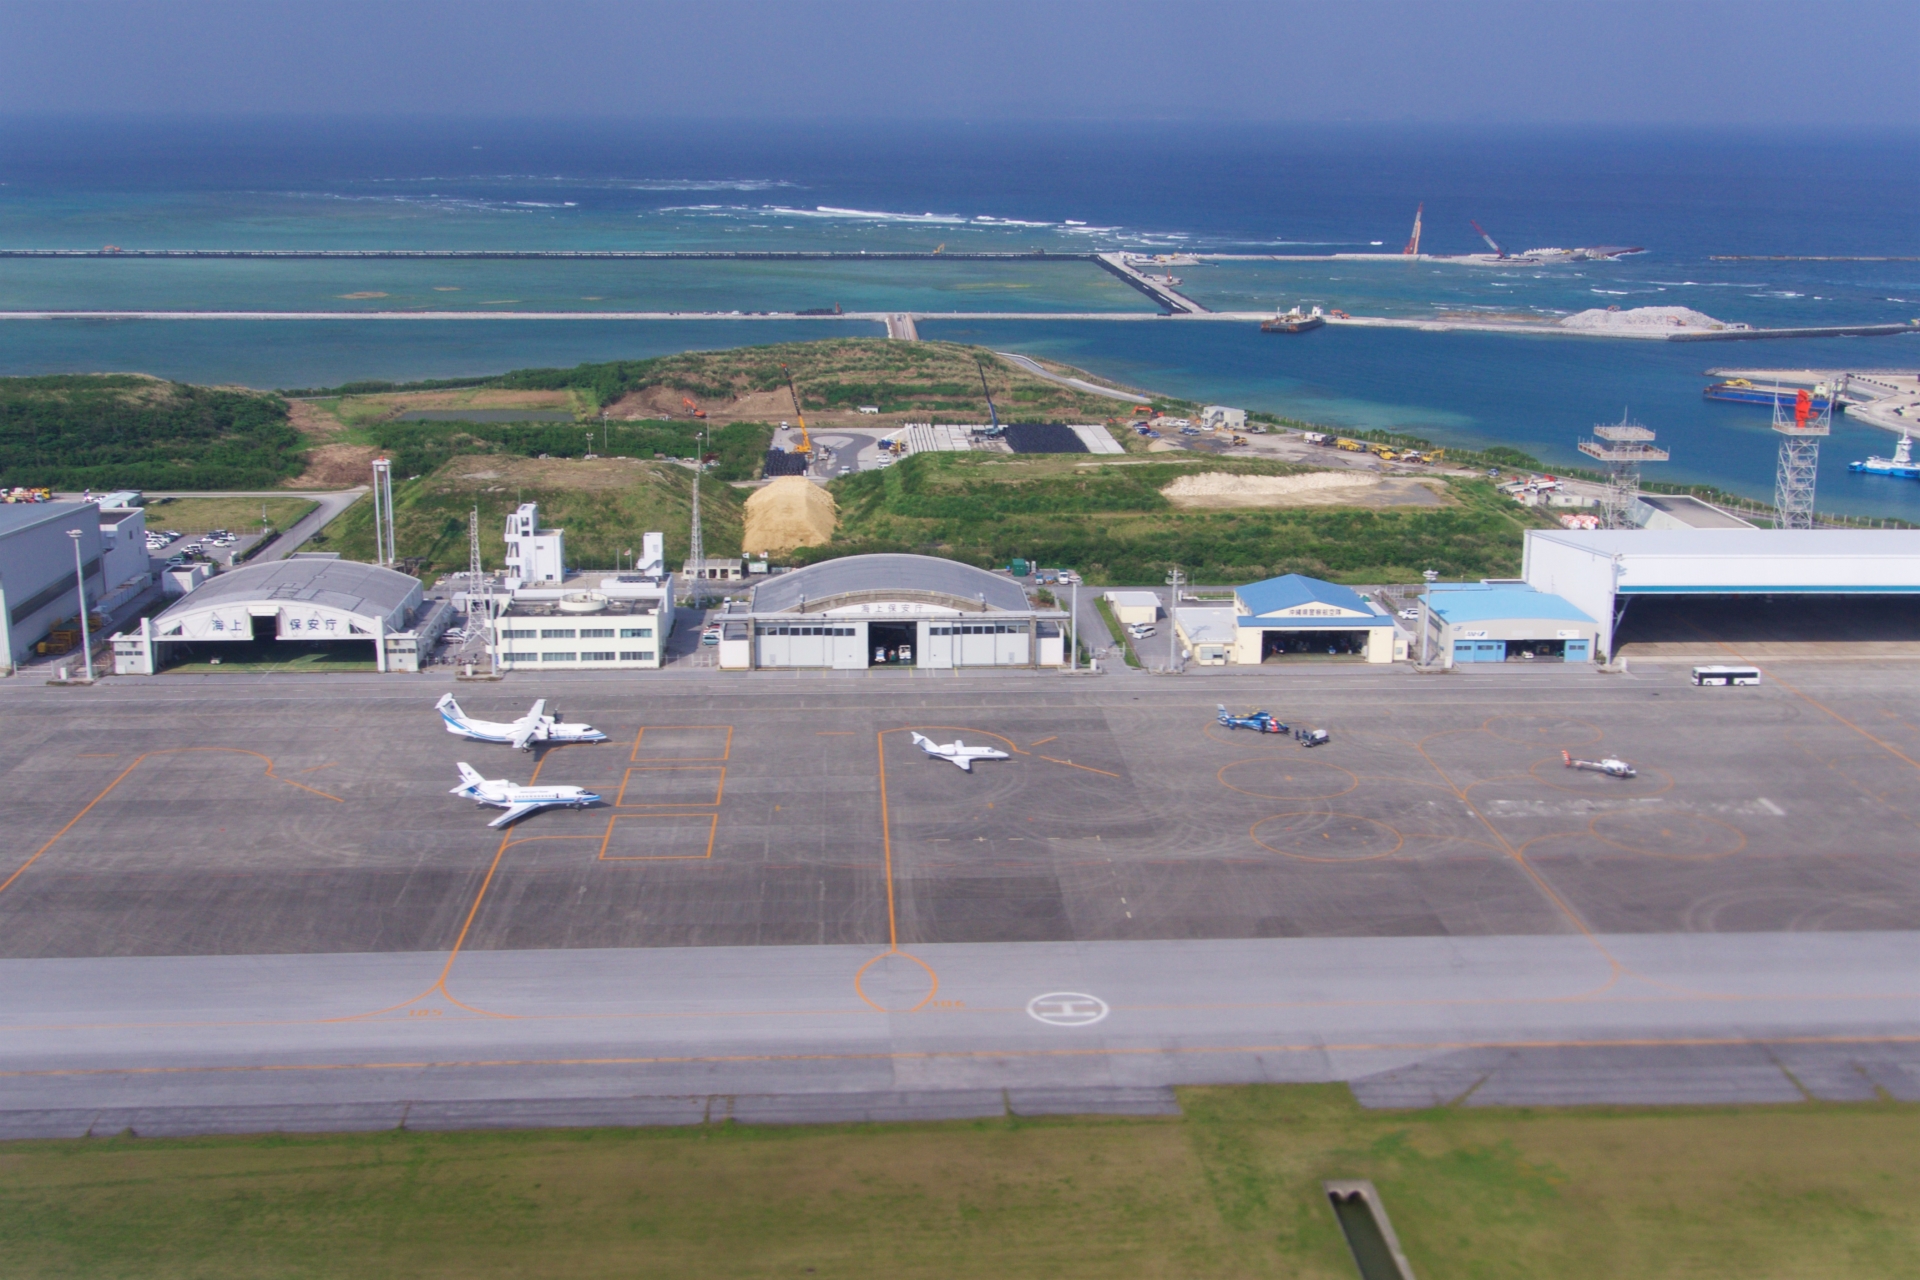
[3,1086,1916,1278]
[144,496,316,536]
[808,452,1556,585]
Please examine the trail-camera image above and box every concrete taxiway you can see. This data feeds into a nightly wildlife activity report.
[3,663,1918,1132]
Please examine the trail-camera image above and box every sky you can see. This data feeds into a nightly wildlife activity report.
[2,0,1916,126]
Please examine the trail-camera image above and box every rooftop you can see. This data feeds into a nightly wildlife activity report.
[751,553,1031,614]
[1528,528,1920,558]
[1429,583,1595,625]
[154,558,420,623]
[0,501,94,539]
[1235,572,1379,618]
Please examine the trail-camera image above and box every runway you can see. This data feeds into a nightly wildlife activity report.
[3,662,1919,1132]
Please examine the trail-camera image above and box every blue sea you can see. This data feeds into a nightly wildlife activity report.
[2,118,1918,514]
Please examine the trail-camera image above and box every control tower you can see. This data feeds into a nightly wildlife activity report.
[1773,384,1832,530]
[1578,413,1669,529]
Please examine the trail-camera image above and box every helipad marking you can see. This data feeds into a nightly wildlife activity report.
[1027,992,1110,1027]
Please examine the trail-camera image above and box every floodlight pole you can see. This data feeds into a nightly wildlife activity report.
[68,529,93,683]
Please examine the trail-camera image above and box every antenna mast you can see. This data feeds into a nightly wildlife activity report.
[687,432,704,602]
[369,456,396,567]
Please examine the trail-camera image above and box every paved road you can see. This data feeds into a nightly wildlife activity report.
[252,487,366,562]
[996,351,1152,404]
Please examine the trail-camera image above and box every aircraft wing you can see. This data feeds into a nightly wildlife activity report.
[510,723,540,751]
[946,756,973,771]
[526,699,547,722]
[486,800,549,829]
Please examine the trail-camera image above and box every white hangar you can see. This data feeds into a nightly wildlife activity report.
[115,554,449,674]
[718,553,1070,670]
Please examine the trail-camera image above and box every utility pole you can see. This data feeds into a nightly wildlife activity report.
[687,429,705,607]
[1165,566,1186,673]
[1069,579,1078,672]
[67,529,93,683]
[1420,568,1438,667]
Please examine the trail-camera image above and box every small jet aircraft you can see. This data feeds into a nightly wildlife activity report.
[910,732,1011,772]
[1218,704,1288,734]
[436,693,606,752]
[450,762,602,828]
[1563,749,1636,779]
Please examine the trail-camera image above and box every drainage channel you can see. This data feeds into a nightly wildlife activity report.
[1324,1180,1418,1280]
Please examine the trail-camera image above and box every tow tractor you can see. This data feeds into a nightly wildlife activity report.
[1562,749,1636,778]
[1217,704,1287,734]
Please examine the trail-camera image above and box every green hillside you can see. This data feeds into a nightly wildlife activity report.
[305,454,741,577]
[0,374,302,489]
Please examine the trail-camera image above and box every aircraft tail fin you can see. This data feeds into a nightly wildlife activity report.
[910,732,932,751]
[437,692,469,732]
[455,761,486,790]
[1562,749,1573,768]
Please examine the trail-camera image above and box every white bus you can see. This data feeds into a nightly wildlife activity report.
[1692,665,1761,686]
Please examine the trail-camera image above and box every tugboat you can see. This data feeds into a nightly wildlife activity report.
[1261,305,1326,335]
[1850,432,1920,478]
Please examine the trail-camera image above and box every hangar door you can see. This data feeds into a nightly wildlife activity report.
[755,621,867,669]
[927,621,1029,667]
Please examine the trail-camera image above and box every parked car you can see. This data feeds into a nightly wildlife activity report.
[1396,607,1420,621]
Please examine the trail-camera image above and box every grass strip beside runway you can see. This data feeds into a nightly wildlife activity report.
[3,1085,1918,1278]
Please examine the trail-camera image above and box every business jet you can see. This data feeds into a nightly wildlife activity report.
[910,732,1011,772]
[450,762,603,828]
[436,693,607,752]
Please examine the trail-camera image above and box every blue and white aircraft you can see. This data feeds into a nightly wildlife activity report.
[1217,704,1287,734]
[436,693,606,752]
[450,762,602,828]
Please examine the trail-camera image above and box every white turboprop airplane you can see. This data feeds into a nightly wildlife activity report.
[910,731,1010,772]
[450,762,603,828]
[436,693,607,752]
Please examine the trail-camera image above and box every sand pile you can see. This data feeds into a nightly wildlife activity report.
[743,476,837,554]
[1162,471,1380,508]
[1560,305,1730,332]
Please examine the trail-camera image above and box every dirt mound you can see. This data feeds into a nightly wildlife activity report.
[286,444,380,487]
[1162,471,1380,507]
[743,476,837,554]
[1560,305,1729,332]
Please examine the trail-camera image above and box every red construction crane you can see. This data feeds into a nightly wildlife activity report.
[1470,220,1507,259]
[1402,203,1423,256]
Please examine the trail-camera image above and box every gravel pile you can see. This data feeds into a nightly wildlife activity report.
[743,476,837,554]
[1561,305,1729,331]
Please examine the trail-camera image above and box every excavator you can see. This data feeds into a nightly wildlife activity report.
[681,397,707,420]
[780,363,812,458]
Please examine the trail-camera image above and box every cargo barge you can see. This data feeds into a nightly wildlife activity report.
[1705,378,1838,411]
[1262,306,1326,335]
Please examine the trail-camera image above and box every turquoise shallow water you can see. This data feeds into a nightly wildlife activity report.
[2,119,1917,516]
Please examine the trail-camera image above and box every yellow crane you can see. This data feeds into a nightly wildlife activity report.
[780,363,812,457]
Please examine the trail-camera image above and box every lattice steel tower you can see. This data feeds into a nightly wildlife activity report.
[687,439,704,602]
[1578,411,1669,529]
[369,456,397,566]
[1773,385,1831,529]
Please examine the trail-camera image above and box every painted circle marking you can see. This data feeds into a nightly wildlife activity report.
[1027,992,1110,1027]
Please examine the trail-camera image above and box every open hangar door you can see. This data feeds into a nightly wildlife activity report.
[1613,593,1920,651]
[1259,628,1371,663]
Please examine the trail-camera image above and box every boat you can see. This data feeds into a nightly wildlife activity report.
[1850,432,1920,478]
[1262,306,1326,335]
[1706,378,1837,412]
